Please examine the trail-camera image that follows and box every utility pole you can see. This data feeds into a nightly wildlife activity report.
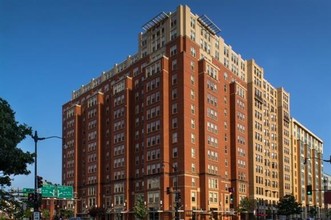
[164,162,180,220]
[30,131,63,220]
[31,131,45,215]
[174,165,179,220]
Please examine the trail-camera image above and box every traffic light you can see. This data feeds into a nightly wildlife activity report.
[36,193,42,204]
[37,176,43,188]
[306,184,312,195]
[177,192,181,200]
[230,193,234,203]
[28,193,35,203]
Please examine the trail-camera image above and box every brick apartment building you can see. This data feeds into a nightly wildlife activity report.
[62,5,324,220]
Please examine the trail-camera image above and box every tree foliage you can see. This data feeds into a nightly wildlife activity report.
[89,207,105,218]
[0,97,34,186]
[133,196,148,219]
[0,190,24,219]
[53,208,74,220]
[277,194,301,217]
[23,208,33,219]
[238,197,257,213]
[41,209,50,219]
[308,206,317,218]
[326,209,331,218]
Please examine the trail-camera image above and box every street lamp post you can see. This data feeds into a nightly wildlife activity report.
[173,165,180,220]
[31,131,63,215]
[121,202,126,220]
[304,155,331,165]
[163,162,180,220]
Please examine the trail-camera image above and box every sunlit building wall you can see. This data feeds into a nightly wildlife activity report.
[246,60,291,217]
[291,118,323,217]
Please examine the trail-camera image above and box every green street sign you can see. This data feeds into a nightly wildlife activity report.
[23,188,34,197]
[42,185,57,198]
[24,185,73,199]
[57,186,73,199]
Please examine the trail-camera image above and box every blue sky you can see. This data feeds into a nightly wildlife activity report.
[1,0,331,189]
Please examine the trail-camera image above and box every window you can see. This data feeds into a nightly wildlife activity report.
[190,17,195,28]
[171,19,177,28]
[172,74,177,85]
[207,94,218,106]
[173,147,178,158]
[207,108,218,120]
[207,121,218,134]
[172,132,178,143]
[207,64,218,80]
[172,103,178,114]
[172,118,178,129]
[190,61,195,70]
[191,148,196,158]
[190,75,195,85]
[191,133,196,143]
[191,191,196,202]
[170,45,177,56]
[209,192,218,203]
[170,30,177,40]
[191,47,196,57]
[191,104,195,114]
[191,119,195,129]
[190,31,196,41]
[208,178,218,189]
[207,80,217,91]
[190,89,195,100]
[215,50,219,60]
[172,89,177,99]
[224,72,228,80]
[172,60,177,70]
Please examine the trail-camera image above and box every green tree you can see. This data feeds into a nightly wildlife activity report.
[238,197,257,213]
[23,208,33,218]
[41,209,50,219]
[0,97,34,186]
[277,195,301,219]
[0,190,24,219]
[0,98,34,219]
[308,206,317,218]
[325,209,331,219]
[89,207,105,219]
[133,196,148,220]
[266,206,272,219]
[238,197,257,220]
